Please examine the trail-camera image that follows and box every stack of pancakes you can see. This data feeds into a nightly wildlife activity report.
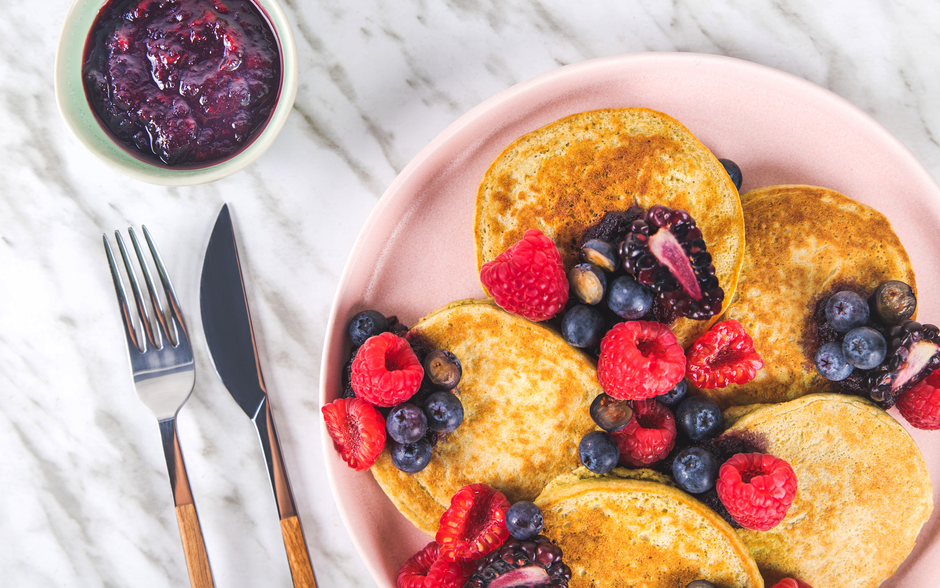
[368,108,933,587]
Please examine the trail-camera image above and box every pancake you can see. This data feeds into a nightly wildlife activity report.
[474,107,745,346]
[534,467,764,588]
[370,299,600,536]
[709,185,916,407]
[721,393,933,587]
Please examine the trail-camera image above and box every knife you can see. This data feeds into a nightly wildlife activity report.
[199,204,317,588]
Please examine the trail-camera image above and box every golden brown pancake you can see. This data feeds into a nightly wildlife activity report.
[534,467,764,588]
[722,393,933,587]
[370,299,600,536]
[709,185,916,407]
[474,107,745,346]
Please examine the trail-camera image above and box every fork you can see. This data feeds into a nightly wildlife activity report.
[104,226,215,588]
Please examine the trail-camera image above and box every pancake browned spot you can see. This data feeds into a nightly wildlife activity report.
[711,185,916,407]
[475,107,745,346]
[370,299,600,536]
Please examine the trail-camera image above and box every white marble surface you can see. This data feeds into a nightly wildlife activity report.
[3,0,940,586]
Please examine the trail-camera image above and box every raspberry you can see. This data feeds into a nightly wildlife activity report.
[479,229,569,321]
[716,453,798,531]
[597,321,686,400]
[397,542,474,588]
[611,399,677,467]
[897,369,940,430]
[436,484,510,562]
[770,579,813,588]
[350,332,424,406]
[321,397,386,471]
[686,320,763,389]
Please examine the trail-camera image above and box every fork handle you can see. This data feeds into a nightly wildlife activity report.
[160,419,215,588]
[281,516,317,588]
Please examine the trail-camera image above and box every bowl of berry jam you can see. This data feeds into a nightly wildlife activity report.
[55,0,297,185]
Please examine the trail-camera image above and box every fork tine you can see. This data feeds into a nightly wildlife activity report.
[142,225,188,345]
[129,227,175,348]
[103,234,143,353]
[115,229,159,350]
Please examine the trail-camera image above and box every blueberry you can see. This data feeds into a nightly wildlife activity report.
[825,291,870,333]
[424,349,462,390]
[873,280,916,325]
[386,403,428,444]
[672,447,719,494]
[655,379,688,408]
[389,438,432,473]
[676,396,723,442]
[569,263,607,305]
[580,239,618,272]
[589,393,634,432]
[561,305,606,348]
[348,310,389,347]
[686,581,718,588]
[578,431,620,474]
[423,391,464,433]
[815,341,854,381]
[505,501,544,540]
[718,159,742,191]
[607,275,653,320]
[843,326,887,369]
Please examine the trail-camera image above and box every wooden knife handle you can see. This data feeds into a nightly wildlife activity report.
[175,502,215,588]
[280,515,317,588]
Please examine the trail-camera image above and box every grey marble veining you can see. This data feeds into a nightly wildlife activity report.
[2,0,939,586]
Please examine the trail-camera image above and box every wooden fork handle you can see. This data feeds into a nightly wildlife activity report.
[281,515,317,588]
[176,503,215,588]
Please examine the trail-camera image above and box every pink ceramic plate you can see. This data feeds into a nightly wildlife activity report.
[320,52,940,587]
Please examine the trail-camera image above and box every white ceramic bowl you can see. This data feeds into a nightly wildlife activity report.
[54,0,298,185]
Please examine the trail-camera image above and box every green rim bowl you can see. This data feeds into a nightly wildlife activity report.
[54,0,299,186]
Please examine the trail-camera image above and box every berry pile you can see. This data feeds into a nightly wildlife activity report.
[323,310,465,472]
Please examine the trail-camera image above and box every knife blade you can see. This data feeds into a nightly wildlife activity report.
[199,204,317,588]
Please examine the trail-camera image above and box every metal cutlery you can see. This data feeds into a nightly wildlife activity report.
[104,227,215,588]
[199,204,317,588]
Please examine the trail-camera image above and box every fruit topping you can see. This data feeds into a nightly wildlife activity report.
[606,275,654,320]
[348,309,390,347]
[350,332,425,406]
[321,397,386,471]
[619,206,724,322]
[718,158,743,191]
[897,369,940,430]
[579,208,645,247]
[770,579,813,588]
[814,341,854,381]
[386,403,429,444]
[842,326,887,370]
[480,229,569,322]
[579,239,618,272]
[589,393,634,432]
[397,541,474,588]
[867,320,940,404]
[686,581,718,588]
[597,321,686,400]
[568,263,607,305]
[424,349,463,391]
[505,502,544,541]
[390,437,434,473]
[560,305,606,349]
[672,446,719,494]
[873,280,917,324]
[686,320,763,389]
[675,395,724,442]
[824,290,870,333]
[464,535,571,588]
[655,379,688,408]
[715,453,797,531]
[611,399,677,467]
[423,391,465,433]
[437,484,511,562]
[578,431,621,474]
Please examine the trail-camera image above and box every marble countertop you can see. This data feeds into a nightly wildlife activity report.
[3,1,940,587]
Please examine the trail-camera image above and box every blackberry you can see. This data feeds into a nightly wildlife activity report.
[464,535,571,588]
[619,206,723,322]
[866,320,940,405]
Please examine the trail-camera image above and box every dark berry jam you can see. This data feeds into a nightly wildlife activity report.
[82,0,281,166]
